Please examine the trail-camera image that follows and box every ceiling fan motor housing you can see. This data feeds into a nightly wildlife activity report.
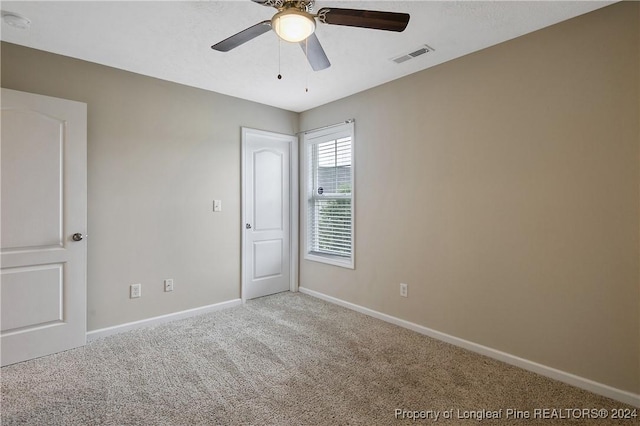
[277,1,315,12]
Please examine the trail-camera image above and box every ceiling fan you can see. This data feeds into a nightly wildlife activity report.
[211,0,410,71]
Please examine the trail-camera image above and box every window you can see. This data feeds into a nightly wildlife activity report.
[302,121,354,269]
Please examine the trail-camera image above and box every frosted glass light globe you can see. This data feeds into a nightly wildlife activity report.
[272,9,315,43]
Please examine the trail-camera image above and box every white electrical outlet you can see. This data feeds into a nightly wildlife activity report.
[213,200,222,212]
[130,283,141,298]
[164,279,174,292]
[400,283,408,298]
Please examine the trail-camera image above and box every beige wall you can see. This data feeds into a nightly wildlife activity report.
[1,1,638,396]
[1,42,298,330]
[300,2,639,393]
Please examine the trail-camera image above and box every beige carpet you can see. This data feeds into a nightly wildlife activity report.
[0,292,634,425]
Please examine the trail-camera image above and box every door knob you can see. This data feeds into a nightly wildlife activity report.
[246,223,252,229]
[72,233,85,241]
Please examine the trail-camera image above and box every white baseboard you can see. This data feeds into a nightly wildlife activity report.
[298,287,640,408]
[86,299,242,342]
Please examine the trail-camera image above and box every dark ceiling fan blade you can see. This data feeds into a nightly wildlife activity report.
[317,8,410,32]
[300,33,331,71]
[211,20,272,52]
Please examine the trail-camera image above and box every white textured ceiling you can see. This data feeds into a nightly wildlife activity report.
[1,1,614,112]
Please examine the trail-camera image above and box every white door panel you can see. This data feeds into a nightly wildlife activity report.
[1,89,87,366]
[1,109,64,249]
[0,264,63,331]
[254,150,284,231]
[242,128,297,300]
[254,239,283,279]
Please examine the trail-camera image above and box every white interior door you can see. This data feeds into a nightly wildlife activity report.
[242,128,297,300]
[1,88,87,366]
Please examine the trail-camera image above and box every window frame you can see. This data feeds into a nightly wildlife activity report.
[301,121,355,269]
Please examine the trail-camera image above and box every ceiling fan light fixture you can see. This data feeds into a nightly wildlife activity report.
[272,9,315,43]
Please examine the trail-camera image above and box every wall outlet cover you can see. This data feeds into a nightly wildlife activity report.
[400,283,408,298]
[130,283,141,298]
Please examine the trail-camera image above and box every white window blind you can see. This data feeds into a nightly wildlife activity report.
[303,121,354,268]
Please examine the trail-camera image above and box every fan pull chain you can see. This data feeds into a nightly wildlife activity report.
[277,38,282,80]
[305,37,309,93]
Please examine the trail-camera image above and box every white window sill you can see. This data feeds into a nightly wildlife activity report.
[305,252,354,269]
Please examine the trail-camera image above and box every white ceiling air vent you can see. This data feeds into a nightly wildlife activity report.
[391,44,435,64]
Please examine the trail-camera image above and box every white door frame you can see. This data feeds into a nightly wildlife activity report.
[241,127,298,303]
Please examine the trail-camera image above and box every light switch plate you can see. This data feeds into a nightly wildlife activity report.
[213,200,222,212]
[164,279,174,292]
